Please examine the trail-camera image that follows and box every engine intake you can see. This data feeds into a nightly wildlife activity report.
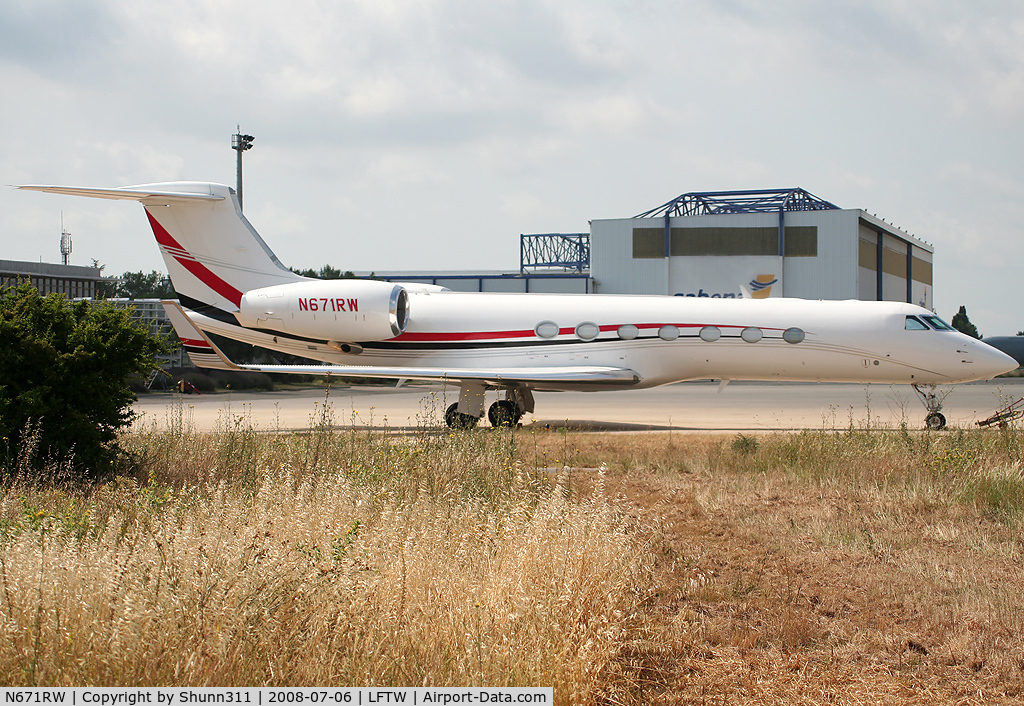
[237,279,409,342]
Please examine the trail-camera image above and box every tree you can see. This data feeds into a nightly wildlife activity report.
[290,265,357,279]
[109,270,176,299]
[951,305,981,339]
[0,283,165,479]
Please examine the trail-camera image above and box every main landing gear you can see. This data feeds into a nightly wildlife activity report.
[444,403,479,429]
[444,385,534,429]
[913,384,949,430]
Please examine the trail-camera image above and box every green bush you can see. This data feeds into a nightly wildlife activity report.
[0,283,165,479]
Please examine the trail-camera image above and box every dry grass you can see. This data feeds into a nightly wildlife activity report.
[3,407,1024,704]
[528,427,1024,704]
[0,408,652,700]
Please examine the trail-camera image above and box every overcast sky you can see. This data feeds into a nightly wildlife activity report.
[3,0,1023,335]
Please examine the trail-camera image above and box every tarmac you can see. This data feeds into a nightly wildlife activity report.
[131,378,1024,433]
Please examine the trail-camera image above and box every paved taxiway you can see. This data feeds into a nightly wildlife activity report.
[132,378,1024,432]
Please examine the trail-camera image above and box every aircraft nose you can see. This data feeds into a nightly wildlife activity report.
[973,340,1019,379]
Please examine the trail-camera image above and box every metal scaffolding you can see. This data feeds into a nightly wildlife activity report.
[520,233,590,273]
[634,188,840,219]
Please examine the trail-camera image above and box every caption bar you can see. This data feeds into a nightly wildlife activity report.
[0,689,551,706]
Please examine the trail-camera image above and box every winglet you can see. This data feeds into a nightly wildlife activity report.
[162,300,240,371]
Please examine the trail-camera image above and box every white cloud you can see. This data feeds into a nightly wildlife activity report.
[544,92,657,136]
[365,150,450,187]
[2,0,1024,332]
[499,192,548,220]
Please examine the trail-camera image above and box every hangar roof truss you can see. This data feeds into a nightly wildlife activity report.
[520,233,590,273]
[634,188,841,219]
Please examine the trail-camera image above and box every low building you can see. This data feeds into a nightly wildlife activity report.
[0,259,108,299]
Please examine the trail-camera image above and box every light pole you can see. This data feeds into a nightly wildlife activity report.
[231,127,254,210]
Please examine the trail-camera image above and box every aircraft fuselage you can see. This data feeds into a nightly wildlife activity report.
[195,290,1009,391]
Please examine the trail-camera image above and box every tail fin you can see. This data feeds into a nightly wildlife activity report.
[18,182,303,312]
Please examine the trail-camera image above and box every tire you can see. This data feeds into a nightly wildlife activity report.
[488,400,519,427]
[925,412,946,430]
[445,402,479,429]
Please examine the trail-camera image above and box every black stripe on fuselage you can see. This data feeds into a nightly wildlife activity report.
[178,294,243,326]
[359,335,732,350]
[183,310,780,352]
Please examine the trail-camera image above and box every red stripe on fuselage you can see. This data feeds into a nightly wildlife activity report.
[394,329,537,342]
[392,323,787,343]
[146,209,243,308]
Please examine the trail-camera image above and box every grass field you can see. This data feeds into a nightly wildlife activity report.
[2,405,1023,704]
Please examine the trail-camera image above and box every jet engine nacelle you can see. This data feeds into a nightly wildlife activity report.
[237,279,409,342]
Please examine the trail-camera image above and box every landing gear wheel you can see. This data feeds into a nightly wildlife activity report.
[445,402,479,429]
[914,384,949,431]
[488,400,522,427]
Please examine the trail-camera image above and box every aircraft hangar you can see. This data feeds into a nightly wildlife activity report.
[375,187,933,307]
[589,188,933,305]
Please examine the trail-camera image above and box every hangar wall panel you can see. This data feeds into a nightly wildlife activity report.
[850,217,931,307]
[909,245,932,307]
[588,200,932,306]
[663,212,785,297]
[670,255,782,298]
[481,279,527,293]
[859,267,877,299]
[591,218,665,294]
[528,278,589,293]
[593,210,863,300]
[433,278,480,291]
[780,210,858,300]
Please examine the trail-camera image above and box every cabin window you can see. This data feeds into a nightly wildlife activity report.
[741,327,763,343]
[658,325,680,341]
[617,324,639,340]
[699,325,721,342]
[905,316,929,330]
[920,315,955,331]
[535,321,559,338]
[575,322,599,341]
[783,327,805,344]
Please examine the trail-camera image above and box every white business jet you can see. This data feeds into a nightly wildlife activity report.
[18,182,1016,429]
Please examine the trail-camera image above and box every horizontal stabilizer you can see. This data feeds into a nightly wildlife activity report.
[17,184,225,202]
[19,181,302,313]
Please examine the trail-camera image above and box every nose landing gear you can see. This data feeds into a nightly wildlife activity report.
[914,384,949,430]
[925,412,947,430]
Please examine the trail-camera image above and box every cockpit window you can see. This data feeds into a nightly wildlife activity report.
[905,316,929,330]
[921,315,955,331]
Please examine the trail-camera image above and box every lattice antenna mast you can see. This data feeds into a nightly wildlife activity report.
[60,212,72,266]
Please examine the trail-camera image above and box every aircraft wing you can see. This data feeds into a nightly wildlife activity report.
[162,301,641,387]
